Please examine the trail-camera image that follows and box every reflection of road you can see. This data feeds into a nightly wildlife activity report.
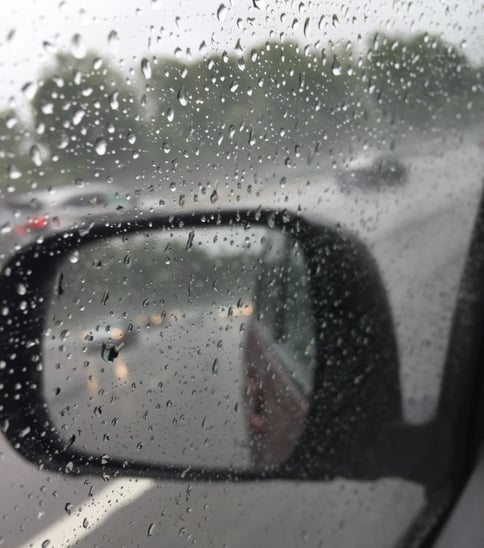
[45,311,251,469]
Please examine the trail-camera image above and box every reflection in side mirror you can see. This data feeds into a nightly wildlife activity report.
[43,225,316,471]
[2,209,441,489]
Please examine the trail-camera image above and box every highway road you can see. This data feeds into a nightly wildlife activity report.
[45,311,252,469]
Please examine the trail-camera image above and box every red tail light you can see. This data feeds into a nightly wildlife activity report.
[28,215,49,229]
[14,215,49,235]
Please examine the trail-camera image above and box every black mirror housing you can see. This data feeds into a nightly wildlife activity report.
[0,208,443,484]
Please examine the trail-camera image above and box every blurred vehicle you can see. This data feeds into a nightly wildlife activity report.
[1,183,137,248]
[217,302,254,319]
[337,153,407,192]
[134,309,183,329]
[80,317,138,359]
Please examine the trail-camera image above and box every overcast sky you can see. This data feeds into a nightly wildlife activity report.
[1,0,483,112]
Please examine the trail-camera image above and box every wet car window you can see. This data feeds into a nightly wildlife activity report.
[1,1,484,547]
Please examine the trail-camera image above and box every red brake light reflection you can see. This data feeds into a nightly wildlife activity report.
[14,215,49,235]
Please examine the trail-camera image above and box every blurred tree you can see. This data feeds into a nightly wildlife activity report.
[3,32,481,191]
[0,109,31,191]
[32,52,146,179]
[147,39,364,165]
[365,32,483,128]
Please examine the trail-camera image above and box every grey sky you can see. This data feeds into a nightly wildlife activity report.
[1,0,483,112]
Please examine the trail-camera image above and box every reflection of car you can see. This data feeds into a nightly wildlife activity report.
[80,317,138,358]
[217,303,254,319]
[337,153,407,191]
[242,233,315,467]
[2,183,137,245]
[134,309,183,329]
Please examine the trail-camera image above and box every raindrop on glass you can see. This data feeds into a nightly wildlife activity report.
[95,138,107,156]
[7,165,22,180]
[177,87,188,106]
[141,58,152,80]
[30,145,43,167]
[72,109,85,126]
[69,250,80,264]
[70,33,87,59]
[217,4,227,22]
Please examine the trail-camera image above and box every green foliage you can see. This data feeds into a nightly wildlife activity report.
[32,52,146,179]
[0,110,30,187]
[365,32,483,128]
[1,32,483,189]
[145,40,366,163]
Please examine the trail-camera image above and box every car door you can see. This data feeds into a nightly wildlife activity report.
[1,2,484,548]
[243,234,315,466]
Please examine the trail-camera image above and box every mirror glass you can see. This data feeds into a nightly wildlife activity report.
[43,225,316,470]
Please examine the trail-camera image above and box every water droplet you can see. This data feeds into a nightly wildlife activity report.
[332,14,339,27]
[331,56,342,76]
[303,17,310,37]
[141,58,152,79]
[177,87,188,106]
[17,283,27,295]
[107,30,119,51]
[166,108,174,122]
[30,145,42,167]
[210,189,218,203]
[267,212,276,228]
[212,358,219,375]
[70,33,86,59]
[72,109,85,126]
[41,540,51,548]
[65,503,73,516]
[19,426,31,438]
[180,466,191,479]
[69,250,79,264]
[109,91,119,110]
[21,82,37,100]
[5,116,17,129]
[186,230,195,250]
[217,4,227,22]
[127,132,136,144]
[58,135,69,149]
[82,517,89,529]
[7,164,22,180]
[147,523,156,536]
[95,138,107,156]
[42,41,57,54]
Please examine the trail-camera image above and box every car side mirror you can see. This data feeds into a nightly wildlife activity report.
[0,208,449,486]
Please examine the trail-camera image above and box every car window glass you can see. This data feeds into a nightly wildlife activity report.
[0,1,483,547]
